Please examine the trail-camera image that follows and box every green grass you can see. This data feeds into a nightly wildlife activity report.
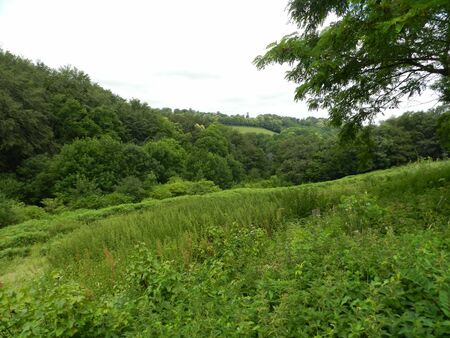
[1,160,450,336]
[227,125,277,135]
[16,160,446,288]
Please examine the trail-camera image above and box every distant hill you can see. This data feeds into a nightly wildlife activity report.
[161,108,335,134]
[227,125,277,135]
[0,49,447,223]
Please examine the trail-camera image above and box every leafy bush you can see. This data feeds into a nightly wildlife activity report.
[0,193,46,228]
[337,193,387,233]
[42,197,66,213]
[240,175,292,188]
[97,192,134,207]
[114,176,147,201]
[16,204,46,219]
[0,275,132,337]
[186,179,221,195]
[0,173,23,199]
[0,193,16,228]
[149,177,220,200]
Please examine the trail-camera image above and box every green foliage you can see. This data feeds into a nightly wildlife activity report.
[337,193,387,233]
[50,136,153,199]
[1,161,450,336]
[50,95,101,142]
[0,275,132,337]
[114,176,147,202]
[0,173,23,200]
[0,193,46,228]
[119,99,178,143]
[1,49,449,216]
[149,177,220,200]
[0,88,53,171]
[16,154,53,204]
[239,175,292,188]
[98,192,134,207]
[194,124,231,157]
[0,50,179,175]
[229,125,276,135]
[255,0,450,134]
[437,111,450,151]
[144,138,187,183]
[187,151,235,188]
[0,193,16,228]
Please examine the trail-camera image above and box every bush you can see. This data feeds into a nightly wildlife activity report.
[0,193,17,227]
[11,204,47,222]
[114,176,147,201]
[0,173,23,199]
[187,179,221,195]
[240,175,292,188]
[98,192,134,207]
[0,275,132,337]
[0,193,47,228]
[149,178,220,200]
[42,198,66,213]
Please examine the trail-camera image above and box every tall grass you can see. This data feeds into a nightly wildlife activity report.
[47,160,450,291]
[2,160,450,336]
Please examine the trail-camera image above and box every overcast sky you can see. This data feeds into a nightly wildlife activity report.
[0,0,441,119]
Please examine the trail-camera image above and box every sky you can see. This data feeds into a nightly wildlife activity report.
[0,0,441,119]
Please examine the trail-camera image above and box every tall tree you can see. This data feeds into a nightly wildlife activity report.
[255,0,450,134]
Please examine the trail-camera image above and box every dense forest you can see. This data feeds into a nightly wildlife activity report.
[1,49,449,227]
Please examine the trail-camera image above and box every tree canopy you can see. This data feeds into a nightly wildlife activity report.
[255,0,450,134]
[0,49,447,224]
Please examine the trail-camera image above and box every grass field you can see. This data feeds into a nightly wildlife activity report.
[1,160,450,336]
[227,125,277,135]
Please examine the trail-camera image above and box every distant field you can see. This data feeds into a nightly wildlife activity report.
[228,125,277,135]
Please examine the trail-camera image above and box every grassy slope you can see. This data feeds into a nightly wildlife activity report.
[1,160,448,286]
[227,125,277,135]
[49,160,450,288]
[1,160,450,336]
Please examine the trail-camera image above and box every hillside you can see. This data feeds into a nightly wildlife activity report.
[1,160,450,336]
[1,50,448,232]
[1,0,450,334]
[227,125,277,135]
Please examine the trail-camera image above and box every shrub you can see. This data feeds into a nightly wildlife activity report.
[0,193,46,227]
[0,173,23,199]
[114,176,147,201]
[149,178,220,200]
[0,275,132,337]
[0,193,17,227]
[98,192,134,207]
[187,179,221,195]
[11,204,46,222]
[42,197,66,213]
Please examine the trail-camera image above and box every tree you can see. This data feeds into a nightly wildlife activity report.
[194,124,230,157]
[437,110,450,151]
[118,99,177,144]
[255,0,450,134]
[0,89,54,171]
[49,136,153,197]
[144,138,187,183]
[187,151,235,189]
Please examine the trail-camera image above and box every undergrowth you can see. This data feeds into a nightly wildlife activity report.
[1,160,449,336]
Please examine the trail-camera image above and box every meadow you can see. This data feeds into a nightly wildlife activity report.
[227,125,277,135]
[1,160,450,336]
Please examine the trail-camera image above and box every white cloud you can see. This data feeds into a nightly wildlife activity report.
[0,0,438,120]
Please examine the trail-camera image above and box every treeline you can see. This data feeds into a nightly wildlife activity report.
[0,50,449,226]
[160,108,335,134]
